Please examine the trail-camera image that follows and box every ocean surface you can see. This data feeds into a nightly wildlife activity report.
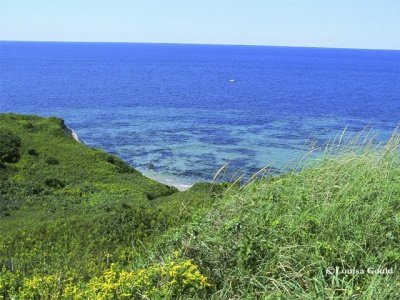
[1,42,399,187]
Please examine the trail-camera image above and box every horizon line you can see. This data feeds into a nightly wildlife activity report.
[1,39,400,52]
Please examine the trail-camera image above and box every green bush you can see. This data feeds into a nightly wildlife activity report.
[28,149,39,156]
[0,130,21,164]
[24,122,37,132]
[45,178,65,189]
[45,157,59,165]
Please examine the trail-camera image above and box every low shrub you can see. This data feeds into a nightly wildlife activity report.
[45,178,65,189]
[28,149,39,156]
[0,130,21,164]
[46,157,59,165]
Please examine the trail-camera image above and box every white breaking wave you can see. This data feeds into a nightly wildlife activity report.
[65,126,82,143]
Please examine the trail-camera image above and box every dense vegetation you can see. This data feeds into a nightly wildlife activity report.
[0,114,399,299]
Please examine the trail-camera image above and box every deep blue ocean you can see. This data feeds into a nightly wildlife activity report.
[1,42,399,187]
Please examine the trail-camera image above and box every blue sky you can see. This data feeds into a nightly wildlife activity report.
[1,0,400,49]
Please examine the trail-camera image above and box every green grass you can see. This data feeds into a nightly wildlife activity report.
[162,133,400,299]
[1,114,399,299]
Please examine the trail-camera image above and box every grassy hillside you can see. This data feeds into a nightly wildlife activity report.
[150,134,400,299]
[0,114,223,299]
[1,114,399,299]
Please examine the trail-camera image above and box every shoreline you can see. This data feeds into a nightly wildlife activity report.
[70,129,81,143]
[66,125,194,191]
[169,183,193,192]
[65,124,82,143]
[139,169,194,191]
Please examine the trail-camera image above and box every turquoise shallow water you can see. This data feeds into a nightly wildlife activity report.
[1,42,399,185]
